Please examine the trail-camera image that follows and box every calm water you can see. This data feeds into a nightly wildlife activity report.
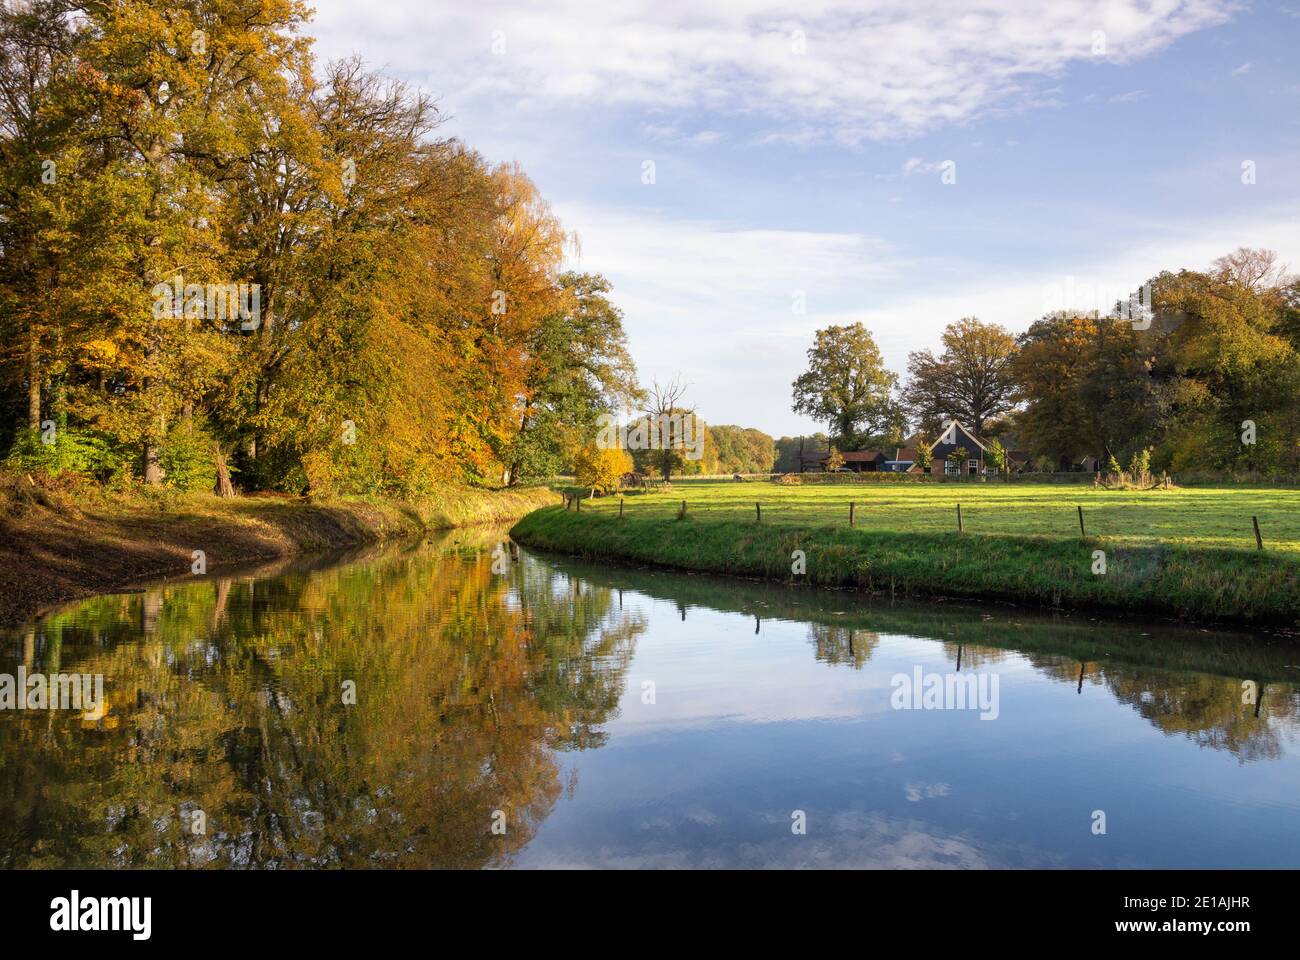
[2,526,1298,869]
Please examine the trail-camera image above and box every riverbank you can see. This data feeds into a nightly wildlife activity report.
[510,505,1300,629]
[0,472,557,627]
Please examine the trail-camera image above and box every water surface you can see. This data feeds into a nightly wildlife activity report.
[2,528,1297,868]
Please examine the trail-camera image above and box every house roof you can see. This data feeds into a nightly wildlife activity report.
[895,447,917,462]
[933,419,987,452]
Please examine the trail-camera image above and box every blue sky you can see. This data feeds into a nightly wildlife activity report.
[309,1,1300,437]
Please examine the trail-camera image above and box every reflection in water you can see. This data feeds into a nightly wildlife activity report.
[1,532,1297,869]
[0,530,642,868]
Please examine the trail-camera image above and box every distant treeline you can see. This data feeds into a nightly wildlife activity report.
[787,248,1300,478]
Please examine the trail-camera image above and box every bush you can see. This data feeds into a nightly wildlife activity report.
[573,444,632,494]
[159,428,220,491]
[2,426,126,481]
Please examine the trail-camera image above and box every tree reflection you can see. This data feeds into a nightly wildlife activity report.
[533,552,1300,765]
[0,531,642,868]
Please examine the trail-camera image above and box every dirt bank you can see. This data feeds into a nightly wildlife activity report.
[0,473,557,627]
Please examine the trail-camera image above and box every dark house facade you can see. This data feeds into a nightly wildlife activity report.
[800,420,1003,476]
[922,420,987,476]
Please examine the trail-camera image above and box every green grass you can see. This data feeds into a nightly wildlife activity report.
[559,478,1300,554]
[514,480,1300,628]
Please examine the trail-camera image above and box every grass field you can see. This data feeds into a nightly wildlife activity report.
[561,478,1300,555]
[517,479,1300,627]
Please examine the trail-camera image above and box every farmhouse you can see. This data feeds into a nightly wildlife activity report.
[800,420,1037,476]
[913,420,988,476]
[802,421,991,475]
[797,439,888,472]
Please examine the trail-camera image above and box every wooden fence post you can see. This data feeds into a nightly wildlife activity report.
[1253,516,1264,550]
[957,503,963,533]
[679,499,686,520]
[850,502,855,527]
[1077,505,1086,538]
[755,502,761,523]
[575,496,580,512]
[619,497,624,519]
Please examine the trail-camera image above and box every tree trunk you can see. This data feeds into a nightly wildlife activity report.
[27,326,40,431]
[144,444,163,484]
[213,449,235,497]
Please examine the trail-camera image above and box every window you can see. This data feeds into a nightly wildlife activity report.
[945,460,960,476]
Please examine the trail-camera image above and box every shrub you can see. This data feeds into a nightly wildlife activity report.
[159,428,219,492]
[2,426,126,481]
[573,444,632,494]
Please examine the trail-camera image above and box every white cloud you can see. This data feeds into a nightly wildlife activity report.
[902,157,947,175]
[640,122,724,145]
[1231,61,1253,75]
[556,201,906,432]
[557,200,1300,434]
[309,0,1236,143]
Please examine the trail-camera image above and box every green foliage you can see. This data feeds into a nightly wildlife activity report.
[710,425,776,473]
[1011,260,1299,479]
[1129,448,1151,478]
[774,434,827,473]
[791,322,901,446]
[987,438,1007,475]
[159,428,219,492]
[1,427,124,480]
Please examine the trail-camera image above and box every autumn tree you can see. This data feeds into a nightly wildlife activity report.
[1012,312,1154,469]
[902,317,1018,435]
[573,443,631,496]
[1153,265,1299,475]
[505,272,641,485]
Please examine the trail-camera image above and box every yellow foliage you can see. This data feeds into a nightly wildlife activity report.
[573,444,631,494]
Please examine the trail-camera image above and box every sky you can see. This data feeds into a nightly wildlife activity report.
[307,0,1300,437]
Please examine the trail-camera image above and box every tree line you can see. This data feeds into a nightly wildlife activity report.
[790,248,1300,477]
[0,0,640,496]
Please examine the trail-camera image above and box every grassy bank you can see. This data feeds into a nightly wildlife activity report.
[511,503,1300,628]
[561,478,1300,554]
[0,472,557,626]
